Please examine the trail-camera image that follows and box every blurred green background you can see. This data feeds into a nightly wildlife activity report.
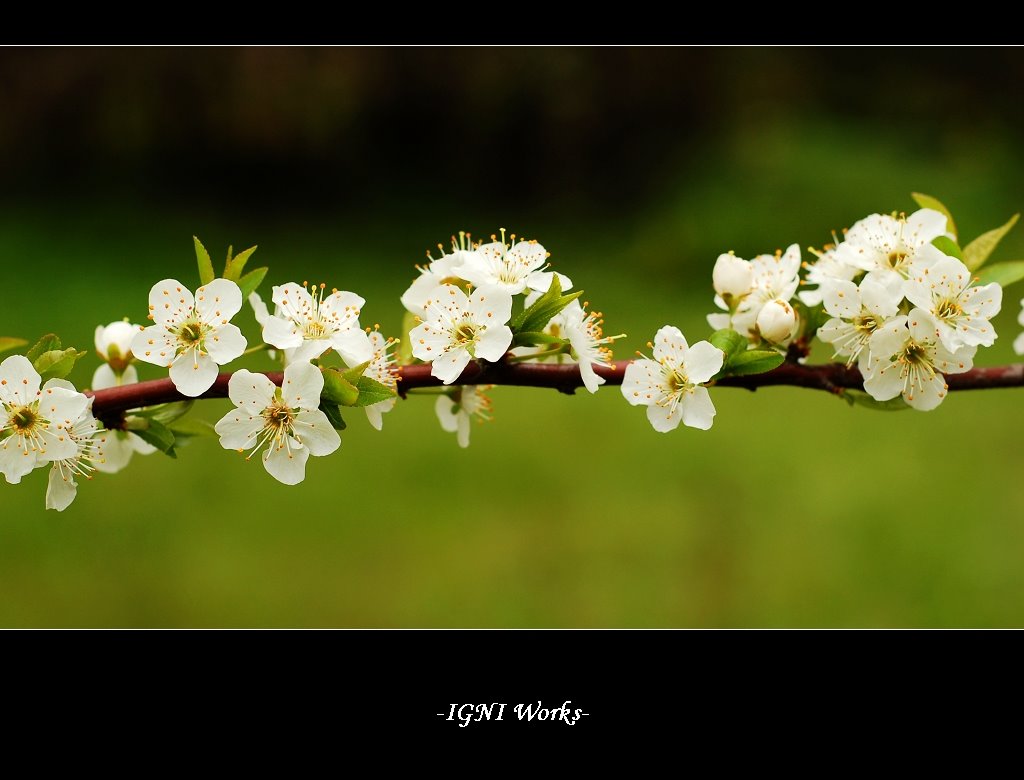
[2,48,1024,627]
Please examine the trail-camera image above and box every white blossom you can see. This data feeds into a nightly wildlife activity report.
[558,300,618,394]
[797,248,860,307]
[409,284,513,384]
[862,311,975,411]
[0,355,90,484]
[710,244,801,340]
[260,282,366,365]
[817,277,903,367]
[215,362,340,485]
[835,208,949,288]
[39,379,107,512]
[621,326,724,432]
[903,256,1002,351]
[453,230,565,295]
[1014,299,1024,356]
[343,329,399,431]
[401,232,480,314]
[712,253,753,300]
[755,299,798,346]
[132,278,247,397]
[93,320,142,389]
[435,385,493,448]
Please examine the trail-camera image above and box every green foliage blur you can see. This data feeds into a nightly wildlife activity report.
[1,49,1023,627]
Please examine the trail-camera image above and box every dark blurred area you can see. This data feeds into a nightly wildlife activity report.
[3,47,1022,218]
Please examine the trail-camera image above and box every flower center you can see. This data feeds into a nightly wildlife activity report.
[304,319,328,338]
[902,343,929,366]
[853,314,881,335]
[887,251,908,269]
[666,368,689,393]
[176,319,209,348]
[453,322,478,346]
[263,401,296,432]
[10,405,37,432]
[935,298,963,320]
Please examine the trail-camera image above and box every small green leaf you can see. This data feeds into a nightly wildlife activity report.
[975,260,1024,289]
[931,235,962,260]
[911,192,958,240]
[194,236,215,286]
[134,400,194,424]
[721,349,785,377]
[709,329,747,362]
[131,418,177,458]
[320,367,359,406]
[224,245,258,282]
[962,213,1019,271]
[398,311,418,366]
[320,401,347,431]
[237,266,268,300]
[0,337,28,356]
[168,418,216,438]
[842,390,911,412]
[26,334,61,364]
[342,360,371,384]
[34,348,85,381]
[352,375,397,407]
[512,331,568,348]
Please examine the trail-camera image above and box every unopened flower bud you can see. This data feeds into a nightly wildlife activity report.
[712,254,753,301]
[756,299,798,344]
[94,321,139,371]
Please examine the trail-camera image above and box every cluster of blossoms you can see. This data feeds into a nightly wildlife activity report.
[400,230,619,446]
[4,200,1023,511]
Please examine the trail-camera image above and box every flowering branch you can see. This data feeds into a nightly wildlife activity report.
[86,360,1024,424]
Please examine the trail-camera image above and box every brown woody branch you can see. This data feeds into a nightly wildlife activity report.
[86,360,1024,425]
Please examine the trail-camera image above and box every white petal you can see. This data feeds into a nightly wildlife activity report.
[195,278,243,322]
[645,401,681,433]
[867,316,910,360]
[706,312,732,331]
[0,354,41,406]
[678,385,716,430]
[468,286,514,328]
[681,341,725,385]
[821,279,860,319]
[409,323,449,362]
[435,395,460,433]
[282,361,324,411]
[227,369,276,410]
[906,208,948,246]
[287,339,332,364]
[204,323,246,364]
[578,360,604,394]
[149,279,195,327]
[262,438,310,485]
[508,241,548,271]
[93,431,135,474]
[272,282,314,311]
[331,329,373,366]
[651,325,688,364]
[1015,331,1024,356]
[214,410,264,450]
[456,409,471,448]
[860,278,903,318]
[131,326,177,368]
[474,325,513,362]
[903,373,947,411]
[862,360,905,402]
[525,270,573,293]
[46,464,78,511]
[293,409,340,456]
[621,359,661,407]
[364,404,384,431]
[169,351,219,397]
[129,431,158,455]
[0,437,38,483]
[401,275,448,314]
[319,290,365,323]
[431,348,472,385]
[262,315,304,351]
[249,292,271,326]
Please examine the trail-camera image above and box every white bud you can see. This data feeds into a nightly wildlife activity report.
[756,299,798,344]
[712,254,753,300]
[94,321,139,363]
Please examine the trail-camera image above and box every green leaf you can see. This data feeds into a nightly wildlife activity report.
[133,400,194,424]
[26,334,61,364]
[931,235,962,260]
[342,360,371,384]
[168,418,216,438]
[709,329,747,363]
[237,266,268,300]
[131,418,177,458]
[194,236,215,286]
[352,375,397,407]
[320,367,360,406]
[320,401,347,431]
[34,348,85,381]
[911,192,958,240]
[0,337,28,356]
[962,213,1019,271]
[975,260,1024,289]
[224,245,258,282]
[842,390,911,412]
[721,349,785,377]
[513,331,568,348]
[512,275,587,335]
